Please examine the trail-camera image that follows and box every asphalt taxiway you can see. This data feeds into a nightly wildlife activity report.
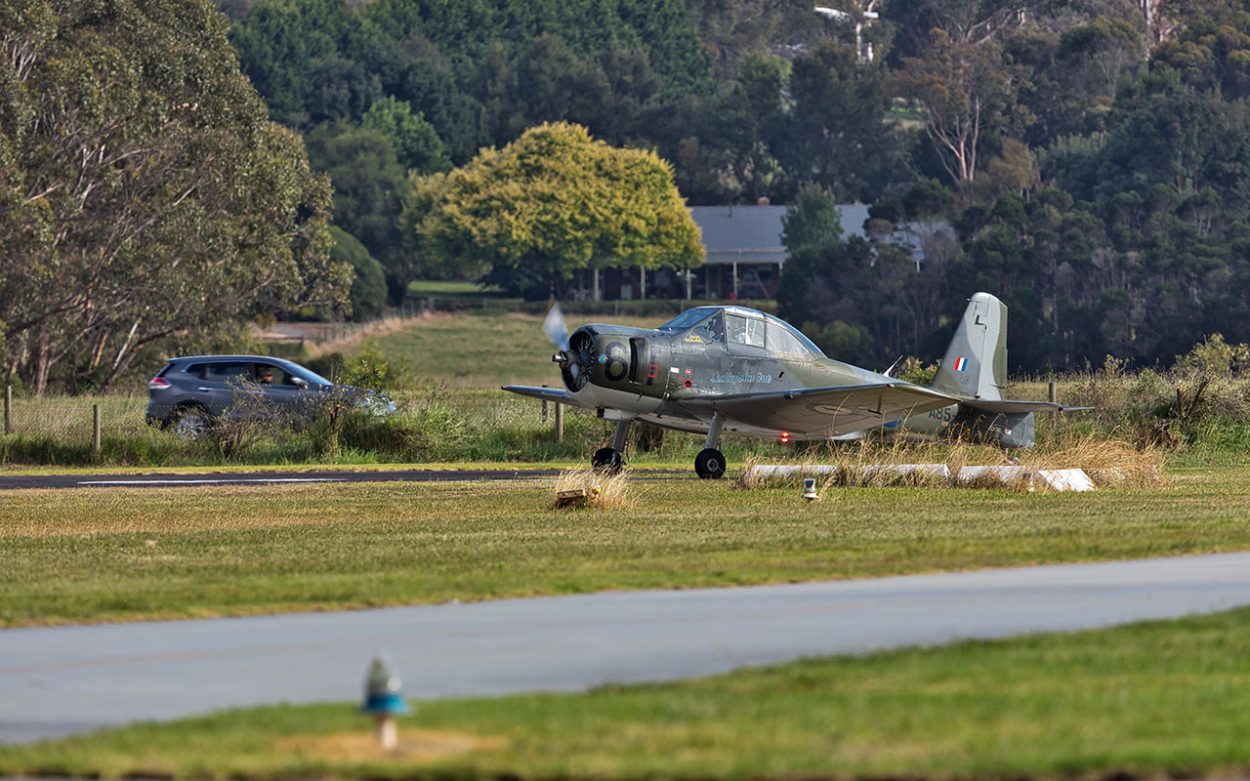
[0,467,567,490]
[3,552,1250,744]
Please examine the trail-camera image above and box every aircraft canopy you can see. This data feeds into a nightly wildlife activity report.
[658,306,826,360]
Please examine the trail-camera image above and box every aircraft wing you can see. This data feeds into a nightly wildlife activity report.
[704,382,958,437]
[960,399,1093,414]
[503,385,579,406]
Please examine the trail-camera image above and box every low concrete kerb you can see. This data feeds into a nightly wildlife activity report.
[744,464,1096,492]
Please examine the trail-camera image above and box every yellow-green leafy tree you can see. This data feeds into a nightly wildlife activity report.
[403,122,703,300]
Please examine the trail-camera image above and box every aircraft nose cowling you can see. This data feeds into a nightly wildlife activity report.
[559,328,597,393]
[572,328,670,398]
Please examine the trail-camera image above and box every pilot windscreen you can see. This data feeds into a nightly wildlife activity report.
[696,313,724,342]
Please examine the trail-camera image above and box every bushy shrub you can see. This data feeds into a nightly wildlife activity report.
[894,356,938,385]
[1069,335,1250,448]
[340,339,410,391]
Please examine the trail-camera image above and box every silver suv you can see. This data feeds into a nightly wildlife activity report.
[146,355,390,435]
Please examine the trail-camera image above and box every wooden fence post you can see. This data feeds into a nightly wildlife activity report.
[541,385,548,423]
[3,384,10,435]
[92,403,101,457]
[1047,379,1057,442]
[554,401,564,444]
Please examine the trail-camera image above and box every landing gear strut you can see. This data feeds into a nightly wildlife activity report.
[592,419,633,474]
[695,413,726,480]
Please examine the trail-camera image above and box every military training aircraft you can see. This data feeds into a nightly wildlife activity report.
[505,292,1080,479]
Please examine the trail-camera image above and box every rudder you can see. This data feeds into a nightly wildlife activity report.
[932,292,1007,400]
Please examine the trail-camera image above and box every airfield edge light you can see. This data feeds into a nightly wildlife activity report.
[802,477,820,502]
[361,653,409,751]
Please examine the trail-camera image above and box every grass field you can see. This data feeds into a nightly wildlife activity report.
[3,464,1250,627]
[406,280,503,297]
[0,384,795,470]
[6,309,1250,469]
[4,606,1249,780]
[330,310,670,388]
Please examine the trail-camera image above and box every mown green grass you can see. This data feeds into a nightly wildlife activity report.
[406,279,503,297]
[4,606,1249,780]
[3,466,1250,627]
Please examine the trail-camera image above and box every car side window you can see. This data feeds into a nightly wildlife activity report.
[253,364,297,386]
[184,364,207,379]
[204,362,252,382]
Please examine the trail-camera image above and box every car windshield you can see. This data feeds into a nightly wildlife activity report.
[282,362,333,387]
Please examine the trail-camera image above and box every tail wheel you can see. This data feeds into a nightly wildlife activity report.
[695,448,726,480]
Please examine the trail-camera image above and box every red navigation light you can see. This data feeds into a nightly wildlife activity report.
[780,431,791,445]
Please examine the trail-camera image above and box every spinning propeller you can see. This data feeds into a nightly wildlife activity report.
[544,304,594,391]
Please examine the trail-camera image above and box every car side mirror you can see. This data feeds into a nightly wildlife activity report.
[291,377,309,389]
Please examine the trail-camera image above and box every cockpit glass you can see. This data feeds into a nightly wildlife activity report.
[764,314,825,359]
[726,314,766,348]
[691,312,724,343]
[658,307,717,332]
[657,307,824,357]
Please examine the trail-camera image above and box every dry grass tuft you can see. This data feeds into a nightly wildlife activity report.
[739,439,1008,490]
[550,469,636,511]
[1022,437,1166,488]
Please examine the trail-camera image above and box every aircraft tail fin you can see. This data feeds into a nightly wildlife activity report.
[931,292,1008,401]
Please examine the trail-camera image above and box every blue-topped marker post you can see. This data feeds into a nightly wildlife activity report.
[362,654,409,750]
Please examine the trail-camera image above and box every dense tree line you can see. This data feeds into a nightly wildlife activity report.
[778,0,1250,373]
[222,0,879,299]
[207,0,1250,371]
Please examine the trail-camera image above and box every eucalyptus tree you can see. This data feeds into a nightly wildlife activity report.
[0,0,348,393]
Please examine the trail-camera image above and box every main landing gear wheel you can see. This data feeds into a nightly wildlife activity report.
[591,447,625,474]
[695,448,726,480]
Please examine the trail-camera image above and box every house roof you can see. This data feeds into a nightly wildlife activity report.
[690,204,873,265]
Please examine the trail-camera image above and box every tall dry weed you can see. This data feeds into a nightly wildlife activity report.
[1022,437,1165,488]
[738,435,1163,491]
[550,469,636,511]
